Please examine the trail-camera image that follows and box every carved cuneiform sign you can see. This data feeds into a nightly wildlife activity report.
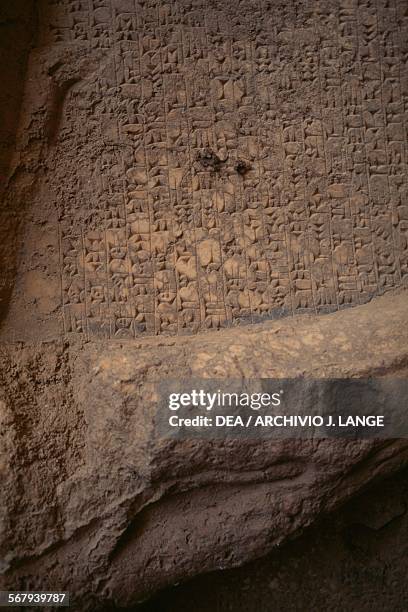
[46,0,407,339]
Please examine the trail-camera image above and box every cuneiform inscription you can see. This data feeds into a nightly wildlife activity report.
[46,0,408,339]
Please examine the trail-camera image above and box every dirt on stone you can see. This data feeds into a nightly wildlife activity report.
[0,1,408,610]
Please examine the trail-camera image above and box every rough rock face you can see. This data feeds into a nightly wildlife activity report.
[1,291,408,609]
[0,0,35,182]
[1,0,408,341]
[140,466,408,612]
[1,0,408,610]
[0,0,36,318]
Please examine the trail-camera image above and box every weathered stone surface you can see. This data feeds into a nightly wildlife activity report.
[1,290,408,609]
[1,0,408,609]
[1,0,408,342]
[140,466,408,612]
[0,0,36,319]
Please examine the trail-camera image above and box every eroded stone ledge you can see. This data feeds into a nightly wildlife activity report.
[1,290,407,609]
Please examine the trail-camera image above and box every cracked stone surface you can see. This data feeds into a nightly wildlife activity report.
[1,290,408,608]
[0,1,408,610]
[139,465,408,612]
